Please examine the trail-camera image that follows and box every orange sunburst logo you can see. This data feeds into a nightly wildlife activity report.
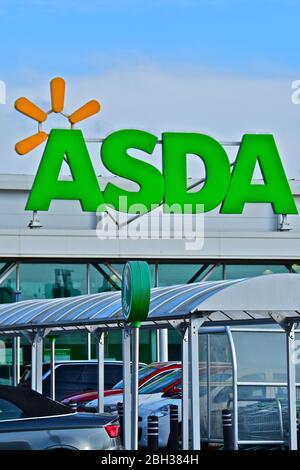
[15,77,101,155]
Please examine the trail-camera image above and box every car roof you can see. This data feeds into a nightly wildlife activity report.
[148,362,181,367]
[0,385,72,418]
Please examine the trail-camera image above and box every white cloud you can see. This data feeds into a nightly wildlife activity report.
[0,64,299,179]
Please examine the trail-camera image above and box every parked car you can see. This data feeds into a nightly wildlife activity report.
[84,364,232,449]
[138,371,234,448]
[62,362,181,410]
[0,385,121,450]
[82,368,182,414]
[19,360,146,401]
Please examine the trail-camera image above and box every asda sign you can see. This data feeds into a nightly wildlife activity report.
[14,77,298,216]
[25,129,297,215]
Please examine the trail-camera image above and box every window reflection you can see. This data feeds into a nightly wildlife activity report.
[233,332,287,383]
[19,264,87,300]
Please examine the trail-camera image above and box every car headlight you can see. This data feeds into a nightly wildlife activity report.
[151,405,170,417]
[104,404,118,413]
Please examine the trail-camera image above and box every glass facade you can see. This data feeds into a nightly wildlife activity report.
[20,263,87,300]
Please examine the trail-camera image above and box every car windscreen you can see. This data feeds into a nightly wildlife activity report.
[139,370,182,395]
[112,366,158,390]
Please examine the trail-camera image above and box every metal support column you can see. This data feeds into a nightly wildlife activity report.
[158,329,168,362]
[87,332,92,360]
[286,323,298,450]
[97,331,105,413]
[122,327,132,450]
[182,326,189,450]
[12,272,21,387]
[188,317,204,450]
[50,337,56,400]
[12,337,20,386]
[131,327,139,450]
[86,264,92,361]
[226,326,238,450]
[31,330,44,394]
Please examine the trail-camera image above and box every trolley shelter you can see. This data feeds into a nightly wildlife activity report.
[0,273,299,450]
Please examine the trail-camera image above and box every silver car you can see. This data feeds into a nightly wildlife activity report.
[0,385,121,450]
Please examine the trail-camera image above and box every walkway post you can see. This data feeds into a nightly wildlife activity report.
[181,326,189,450]
[31,329,44,393]
[50,336,56,400]
[158,329,168,362]
[286,322,298,450]
[12,337,19,386]
[131,326,139,450]
[12,287,21,387]
[188,316,204,450]
[122,327,132,450]
[31,337,37,391]
[226,326,239,450]
[97,330,105,413]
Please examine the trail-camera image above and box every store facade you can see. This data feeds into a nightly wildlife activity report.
[0,174,299,383]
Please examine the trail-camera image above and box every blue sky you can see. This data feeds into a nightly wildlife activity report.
[1,0,300,177]
[0,0,299,80]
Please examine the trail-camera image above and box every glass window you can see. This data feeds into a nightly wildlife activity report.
[205,265,223,281]
[90,263,156,293]
[44,364,84,400]
[233,332,287,383]
[80,364,98,390]
[20,264,87,300]
[199,334,208,383]
[208,334,233,439]
[103,364,123,389]
[90,264,121,294]
[140,370,181,394]
[210,385,233,439]
[141,369,179,388]
[0,265,16,304]
[158,264,206,286]
[238,386,288,441]
[0,399,25,420]
[291,264,300,274]
[55,364,83,383]
[225,264,290,280]
[209,334,232,375]
[112,366,158,389]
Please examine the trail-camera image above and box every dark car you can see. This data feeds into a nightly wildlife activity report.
[19,360,146,401]
[0,385,121,450]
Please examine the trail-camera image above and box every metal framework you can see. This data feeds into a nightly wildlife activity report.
[1,273,300,450]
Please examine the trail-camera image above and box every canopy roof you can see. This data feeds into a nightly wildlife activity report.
[0,273,299,335]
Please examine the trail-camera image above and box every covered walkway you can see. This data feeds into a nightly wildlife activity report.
[0,273,299,450]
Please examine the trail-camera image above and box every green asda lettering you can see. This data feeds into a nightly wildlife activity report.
[26,128,298,215]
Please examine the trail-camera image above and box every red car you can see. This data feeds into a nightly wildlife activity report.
[61,362,181,409]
